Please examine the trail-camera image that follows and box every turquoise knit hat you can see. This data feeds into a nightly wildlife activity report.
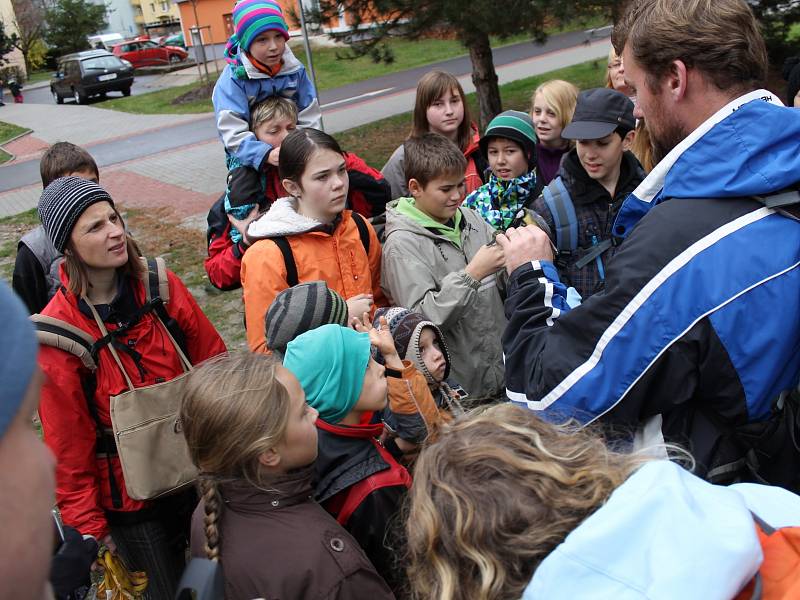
[479,110,538,168]
[283,324,372,424]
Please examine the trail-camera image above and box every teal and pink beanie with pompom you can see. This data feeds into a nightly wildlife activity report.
[224,0,289,63]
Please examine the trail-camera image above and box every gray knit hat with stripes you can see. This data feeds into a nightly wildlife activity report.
[38,176,115,252]
[265,280,349,356]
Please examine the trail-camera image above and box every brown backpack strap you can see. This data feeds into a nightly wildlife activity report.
[140,256,170,304]
[31,314,97,371]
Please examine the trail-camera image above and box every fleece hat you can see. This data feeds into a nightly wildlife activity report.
[265,281,349,356]
[229,0,289,55]
[38,176,115,253]
[562,88,635,140]
[0,282,38,440]
[283,324,372,424]
[479,110,538,169]
[374,307,451,384]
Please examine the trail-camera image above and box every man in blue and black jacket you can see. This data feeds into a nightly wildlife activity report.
[497,0,800,482]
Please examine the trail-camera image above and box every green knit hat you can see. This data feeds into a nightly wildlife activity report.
[479,110,538,169]
[283,324,372,424]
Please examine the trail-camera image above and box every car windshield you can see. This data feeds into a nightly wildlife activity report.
[82,56,123,70]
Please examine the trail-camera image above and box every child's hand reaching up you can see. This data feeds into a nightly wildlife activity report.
[465,243,505,281]
[352,313,404,370]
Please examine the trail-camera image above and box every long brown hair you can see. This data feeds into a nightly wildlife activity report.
[411,70,473,152]
[405,404,661,600]
[63,207,144,297]
[180,352,292,562]
[631,120,656,173]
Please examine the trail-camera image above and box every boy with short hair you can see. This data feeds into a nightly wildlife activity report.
[464,110,542,230]
[532,87,645,299]
[205,97,390,290]
[212,0,321,172]
[381,133,507,403]
[12,142,100,313]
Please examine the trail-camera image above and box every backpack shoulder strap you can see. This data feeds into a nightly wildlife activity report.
[139,256,170,304]
[541,177,579,254]
[31,314,97,371]
[752,188,800,221]
[272,236,299,288]
[351,211,371,255]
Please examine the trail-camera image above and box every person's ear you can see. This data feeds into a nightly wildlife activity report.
[622,130,635,151]
[282,178,302,198]
[258,448,281,468]
[408,178,423,198]
[667,59,688,102]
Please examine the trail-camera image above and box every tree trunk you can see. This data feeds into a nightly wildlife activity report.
[466,30,502,131]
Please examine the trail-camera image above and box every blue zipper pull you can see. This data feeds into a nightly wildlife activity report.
[592,234,606,281]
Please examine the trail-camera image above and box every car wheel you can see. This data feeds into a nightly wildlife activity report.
[72,88,86,104]
[52,88,63,105]
[169,54,181,64]
[122,86,131,97]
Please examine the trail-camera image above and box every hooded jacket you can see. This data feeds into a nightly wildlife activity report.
[380,124,488,200]
[38,266,226,539]
[503,90,800,475]
[190,467,394,600]
[523,461,800,599]
[531,149,646,299]
[212,45,322,170]
[241,198,386,352]
[382,199,506,401]
[205,152,391,291]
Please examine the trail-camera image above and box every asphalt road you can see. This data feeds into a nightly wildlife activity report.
[23,74,172,105]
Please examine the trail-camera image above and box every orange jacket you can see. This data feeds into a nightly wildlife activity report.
[386,361,449,444]
[242,200,386,352]
[463,124,486,196]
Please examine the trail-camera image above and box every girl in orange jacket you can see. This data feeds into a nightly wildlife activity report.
[241,128,387,352]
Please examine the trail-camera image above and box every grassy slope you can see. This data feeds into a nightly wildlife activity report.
[0,120,32,165]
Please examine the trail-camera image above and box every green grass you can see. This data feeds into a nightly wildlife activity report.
[790,22,800,42]
[0,208,39,226]
[338,59,606,168]
[0,120,31,165]
[25,70,54,85]
[98,78,218,114]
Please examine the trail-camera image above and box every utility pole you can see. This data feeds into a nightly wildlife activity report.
[297,0,323,130]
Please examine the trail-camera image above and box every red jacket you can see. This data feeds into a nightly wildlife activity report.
[205,152,390,290]
[464,124,488,196]
[38,267,226,539]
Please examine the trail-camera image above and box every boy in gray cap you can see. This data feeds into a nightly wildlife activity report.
[531,87,646,299]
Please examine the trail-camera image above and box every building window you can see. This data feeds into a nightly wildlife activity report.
[223,13,234,37]
[160,1,168,10]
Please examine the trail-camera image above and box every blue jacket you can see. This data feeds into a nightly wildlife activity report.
[523,460,800,599]
[503,92,800,472]
[212,45,322,170]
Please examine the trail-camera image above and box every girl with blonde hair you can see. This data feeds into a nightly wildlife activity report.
[405,403,800,600]
[181,352,393,600]
[529,79,578,184]
[381,70,488,199]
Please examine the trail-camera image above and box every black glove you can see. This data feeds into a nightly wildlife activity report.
[50,525,98,599]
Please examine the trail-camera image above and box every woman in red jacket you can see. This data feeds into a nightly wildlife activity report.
[36,176,226,599]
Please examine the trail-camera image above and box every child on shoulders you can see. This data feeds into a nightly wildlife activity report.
[182,353,394,600]
[212,0,321,172]
[381,133,507,403]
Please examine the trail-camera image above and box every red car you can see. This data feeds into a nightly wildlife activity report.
[111,40,187,68]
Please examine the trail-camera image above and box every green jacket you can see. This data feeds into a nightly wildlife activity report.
[381,199,506,402]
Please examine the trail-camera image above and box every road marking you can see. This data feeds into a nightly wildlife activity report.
[321,87,395,109]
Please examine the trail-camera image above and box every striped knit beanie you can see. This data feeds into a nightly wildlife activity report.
[373,307,451,384]
[479,110,538,169]
[225,0,289,61]
[38,176,115,253]
[265,281,349,356]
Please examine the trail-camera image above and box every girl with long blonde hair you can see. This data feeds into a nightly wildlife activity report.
[405,403,800,600]
[181,352,393,600]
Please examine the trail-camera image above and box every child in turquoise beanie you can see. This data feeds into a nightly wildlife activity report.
[282,321,412,590]
[283,323,385,425]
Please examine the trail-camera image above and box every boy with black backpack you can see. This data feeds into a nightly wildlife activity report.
[531,88,646,300]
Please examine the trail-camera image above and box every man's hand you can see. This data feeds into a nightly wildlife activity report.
[464,243,505,281]
[495,225,554,275]
[227,206,260,248]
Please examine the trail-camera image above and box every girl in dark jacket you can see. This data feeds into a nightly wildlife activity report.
[182,352,394,600]
[36,176,227,599]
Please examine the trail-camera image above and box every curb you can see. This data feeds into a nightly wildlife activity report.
[0,128,34,165]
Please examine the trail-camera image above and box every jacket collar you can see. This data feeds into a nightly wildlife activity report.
[219,465,315,514]
[237,45,303,80]
[560,149,644,207]
[247,197,341,239]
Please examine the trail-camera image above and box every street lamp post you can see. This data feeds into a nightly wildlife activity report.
[297,0,323,130]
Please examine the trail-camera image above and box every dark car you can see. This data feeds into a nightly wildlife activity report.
[111,40,188,68]
[51,50,135,105]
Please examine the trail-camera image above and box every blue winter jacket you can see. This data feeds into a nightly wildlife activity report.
[503,91,800,472]
[523,460,800,599]
[212,45,322,170]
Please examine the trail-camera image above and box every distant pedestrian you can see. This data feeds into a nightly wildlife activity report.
[0,77,5,106]
[8,79,23,103]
